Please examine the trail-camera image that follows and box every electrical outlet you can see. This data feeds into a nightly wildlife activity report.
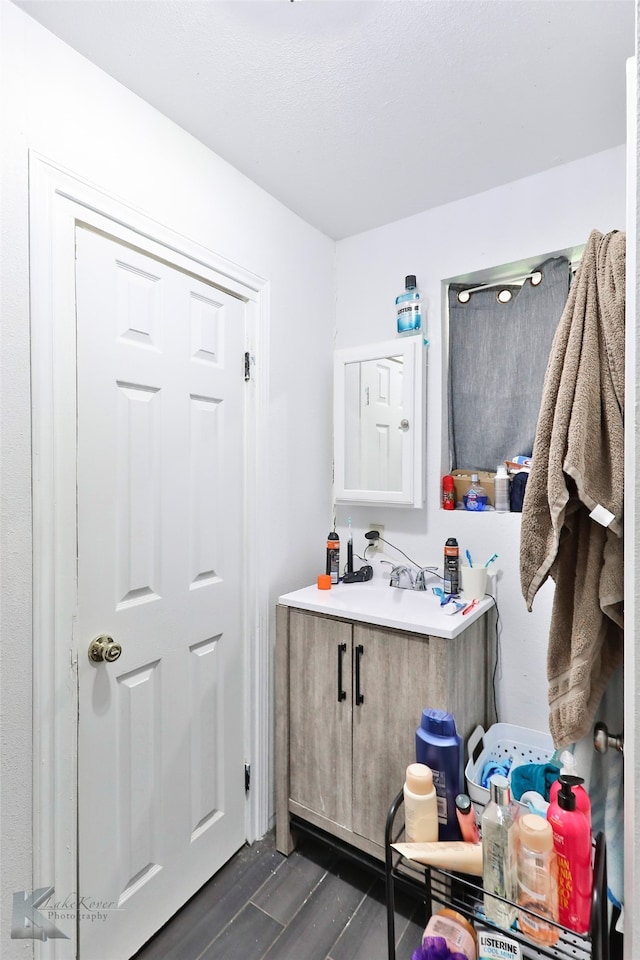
[368,523,384,549]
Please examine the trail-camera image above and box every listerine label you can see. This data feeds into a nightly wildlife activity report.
[477,929,522,959]
[396,292,421,333]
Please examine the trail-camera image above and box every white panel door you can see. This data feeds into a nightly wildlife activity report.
[360,356,404,490]
[75,226,246,960]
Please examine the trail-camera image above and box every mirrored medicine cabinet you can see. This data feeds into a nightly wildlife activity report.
[333,337,425,507]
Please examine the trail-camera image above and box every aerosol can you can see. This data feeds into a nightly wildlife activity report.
[326,527,340,585]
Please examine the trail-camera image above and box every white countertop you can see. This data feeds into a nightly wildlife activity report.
[278,578,493,639]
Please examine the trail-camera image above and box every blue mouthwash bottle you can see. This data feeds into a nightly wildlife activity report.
[396,275,422,335]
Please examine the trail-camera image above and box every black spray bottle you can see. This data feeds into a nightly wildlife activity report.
[444,537,459,595]
[326,524,340,585]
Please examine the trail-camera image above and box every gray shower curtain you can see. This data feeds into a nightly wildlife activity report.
[448,256,570,471]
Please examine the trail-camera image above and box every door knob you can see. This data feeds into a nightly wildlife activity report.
[88,635,122,664]
[593,721,623,755]
[399,419,410,431]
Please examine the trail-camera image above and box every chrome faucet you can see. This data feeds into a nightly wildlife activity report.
[414,566,438,591]
[389,565,415,589]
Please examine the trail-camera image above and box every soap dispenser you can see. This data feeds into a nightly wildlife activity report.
[546,775,592,933]
[549,752,591,826]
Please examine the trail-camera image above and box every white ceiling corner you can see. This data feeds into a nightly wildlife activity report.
[10,0,636,239]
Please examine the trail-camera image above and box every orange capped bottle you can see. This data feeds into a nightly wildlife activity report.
[517,814,560,946]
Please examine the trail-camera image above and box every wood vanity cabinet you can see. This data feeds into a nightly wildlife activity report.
[275,604,491,860]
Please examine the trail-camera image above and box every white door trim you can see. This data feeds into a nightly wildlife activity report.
[29,153,271,958]
[623,55,637,958]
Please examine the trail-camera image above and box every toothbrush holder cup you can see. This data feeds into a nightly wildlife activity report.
[460,564,489,601]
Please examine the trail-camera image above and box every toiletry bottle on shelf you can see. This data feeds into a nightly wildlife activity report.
[494,465,510,513]
[549,753,591,826]
[547,775,592,934]
[516,813,559,946]
[443,537,459,595]
[403,763,438,843]
[326,529,340,585]
[423,909,478,960]
[464,474,488,511]
[415,709,463,841]
[442,474,455,510]
[455,793,480,844]
[481,774,518,929]
[396,274,422,335]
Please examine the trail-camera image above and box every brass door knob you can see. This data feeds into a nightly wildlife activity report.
[88,635,122,664]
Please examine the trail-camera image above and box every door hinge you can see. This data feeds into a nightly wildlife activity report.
[244,351,251,382]
[244,762,251,792]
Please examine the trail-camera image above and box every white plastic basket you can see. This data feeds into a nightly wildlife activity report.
[465,722,555,811]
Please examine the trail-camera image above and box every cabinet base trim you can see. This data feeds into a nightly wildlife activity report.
[289,801,384,861]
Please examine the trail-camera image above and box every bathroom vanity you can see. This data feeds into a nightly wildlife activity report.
[275,580,494,860]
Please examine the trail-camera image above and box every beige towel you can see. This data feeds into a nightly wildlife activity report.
[520,230,625,747]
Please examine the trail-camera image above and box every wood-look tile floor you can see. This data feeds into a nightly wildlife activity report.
[133,830,425,960]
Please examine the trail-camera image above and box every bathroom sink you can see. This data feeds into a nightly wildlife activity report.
[278,576,492,639]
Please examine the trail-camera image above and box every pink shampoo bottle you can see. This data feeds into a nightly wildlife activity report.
[549,751,591,827]
[546,775,592,934]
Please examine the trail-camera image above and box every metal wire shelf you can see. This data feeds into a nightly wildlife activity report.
[384,790,609,960]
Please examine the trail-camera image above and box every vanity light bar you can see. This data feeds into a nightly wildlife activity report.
[457,269,543,304]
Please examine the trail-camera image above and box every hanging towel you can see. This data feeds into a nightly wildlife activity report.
[520,229,625,748]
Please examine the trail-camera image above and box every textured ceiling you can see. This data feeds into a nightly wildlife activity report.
[11,0,636,239]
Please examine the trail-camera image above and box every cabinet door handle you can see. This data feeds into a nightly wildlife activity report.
[337,642,347,702]
[355,644,364,705]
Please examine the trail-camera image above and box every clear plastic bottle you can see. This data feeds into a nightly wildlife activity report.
[494,465,510,513]
[482,774,518,929]
[516,814,560,946]
[464,474,488,511]
[396,274,422,335]
[404,763,438,843]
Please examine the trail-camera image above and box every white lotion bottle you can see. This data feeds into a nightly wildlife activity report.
[404,763,438,843]
[494,464,511,513]
[482,774,518,929]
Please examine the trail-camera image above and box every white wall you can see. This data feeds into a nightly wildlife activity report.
[0,4,334,953]
[0,2,631,953]
[335,145,627,733]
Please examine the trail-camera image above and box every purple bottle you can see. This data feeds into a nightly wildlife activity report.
[415,709,463,841]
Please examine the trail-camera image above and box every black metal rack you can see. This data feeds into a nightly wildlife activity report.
[384,790,609,960]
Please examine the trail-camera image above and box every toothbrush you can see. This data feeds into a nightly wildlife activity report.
[484,553,498,568]
[465,549,473,568]
[347,516,354,574]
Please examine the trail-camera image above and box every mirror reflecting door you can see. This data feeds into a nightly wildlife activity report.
[344,354,404,491]
[334,338,424,507]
